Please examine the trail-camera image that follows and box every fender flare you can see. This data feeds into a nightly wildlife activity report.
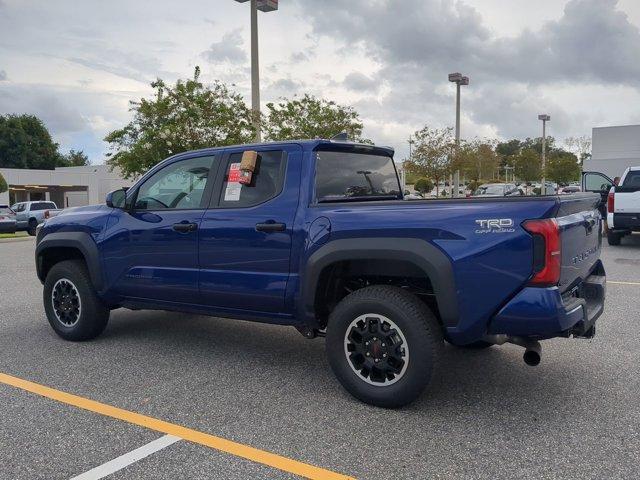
[35,232,104,290]
[301,238,458,327]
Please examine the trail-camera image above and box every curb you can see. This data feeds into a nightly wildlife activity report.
[0,236,35,244]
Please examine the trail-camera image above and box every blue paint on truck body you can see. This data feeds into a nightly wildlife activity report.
[37,139,606,345]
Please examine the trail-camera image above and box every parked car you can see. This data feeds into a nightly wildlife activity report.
[604,166,640,245]
[559,185,582,194]
[403,190,424,200]
[10,201,61,235]
[35,139,606,408]
[472,183,522,197]
[0,205,17,234]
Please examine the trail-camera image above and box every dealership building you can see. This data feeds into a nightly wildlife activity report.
[583,124,640,179]
[0,164,131,208]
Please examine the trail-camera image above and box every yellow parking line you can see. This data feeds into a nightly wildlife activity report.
[0,372,354,480]
[608,280,640,286]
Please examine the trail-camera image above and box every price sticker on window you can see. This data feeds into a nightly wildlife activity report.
[224,163,242,201]
[228,163,241,183]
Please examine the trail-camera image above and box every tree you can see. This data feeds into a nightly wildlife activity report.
[405,126,454,196]
[61,149,90,167]
[0,114,61,169]
[545,151,580,184]
[564,135,592,164]
[521,136,557,155]
[0,172,7,194]
[513,148,542,182]
[105,66,256,178]
[263,94,366,142]
[414,178,433,194]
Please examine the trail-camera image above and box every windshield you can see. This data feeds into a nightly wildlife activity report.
[315,151,401,202]
[0,207,14,215]
[474,185,505,195]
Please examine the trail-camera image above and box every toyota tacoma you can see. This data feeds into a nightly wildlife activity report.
[36,139,606,407]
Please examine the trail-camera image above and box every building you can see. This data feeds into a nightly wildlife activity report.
[583,124,640,179]
[0,164,132,207]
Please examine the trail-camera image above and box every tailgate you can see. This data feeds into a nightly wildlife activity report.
[614,190,640,214]
[555,193,602,292]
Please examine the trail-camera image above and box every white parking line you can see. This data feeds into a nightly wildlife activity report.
[69,434,181,480]
[608,280,640,286]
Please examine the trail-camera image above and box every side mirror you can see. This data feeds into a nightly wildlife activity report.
[106,188,128,209]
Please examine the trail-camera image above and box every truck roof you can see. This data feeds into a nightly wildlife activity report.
[166,139,395,158]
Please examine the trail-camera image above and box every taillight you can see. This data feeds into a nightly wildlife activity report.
[523,218,561,287]
[44,210,50,219]
[607,189,614,213]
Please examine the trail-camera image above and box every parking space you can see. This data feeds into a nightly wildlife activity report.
[1,236,640,479]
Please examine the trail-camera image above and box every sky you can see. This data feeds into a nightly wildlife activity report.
[1,0,640,163]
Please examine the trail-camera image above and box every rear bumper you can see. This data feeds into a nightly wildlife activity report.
[608,212,640,231]
[489,269,606,339]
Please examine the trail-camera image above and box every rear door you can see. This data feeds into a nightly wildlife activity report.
[198,145,301,313]
[614,169,640,213]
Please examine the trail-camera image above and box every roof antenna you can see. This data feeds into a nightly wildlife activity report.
[330,132,349,142]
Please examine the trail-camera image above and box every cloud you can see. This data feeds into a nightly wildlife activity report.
[299,0,640,87]
[0,85,87,134]
[293,0,640,151]
[202,29,247,64]
[0,70,6,81]
[343,72,380,92]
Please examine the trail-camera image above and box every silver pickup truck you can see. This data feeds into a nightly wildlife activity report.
[10,201,61,235]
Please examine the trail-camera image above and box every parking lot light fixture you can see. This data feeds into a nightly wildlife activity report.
[449,72,470,198]
[233,0,279,142]
[538,114,551,193]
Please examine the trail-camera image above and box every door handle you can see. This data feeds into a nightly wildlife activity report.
[172,222,198,233]
[255,222,286,233]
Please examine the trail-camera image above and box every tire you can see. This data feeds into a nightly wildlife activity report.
[326,285,443,408]
[607,231,621,246]
[43,260,110,341]
[27,218,38,236]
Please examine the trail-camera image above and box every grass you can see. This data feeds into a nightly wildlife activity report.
[0,231,29,239]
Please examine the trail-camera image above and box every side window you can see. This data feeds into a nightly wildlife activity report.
[584,172,612,192]
[31,203,45,211]
[217,150,286,208]
[134,156,214,210]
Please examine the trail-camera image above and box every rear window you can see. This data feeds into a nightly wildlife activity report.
[315,151,401,202]
[622,171,640,188]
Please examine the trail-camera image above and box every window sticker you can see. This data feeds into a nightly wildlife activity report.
[224,162,242,201]
[228,162,241,183]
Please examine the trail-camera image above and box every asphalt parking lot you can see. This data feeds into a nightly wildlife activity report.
[1,235,639,480]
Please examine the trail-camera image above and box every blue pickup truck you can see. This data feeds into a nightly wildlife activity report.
[35,139,606,407]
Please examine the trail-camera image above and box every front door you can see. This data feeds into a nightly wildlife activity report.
[198,145,301,314]
[102,154,217,304]
[583,171,613,217]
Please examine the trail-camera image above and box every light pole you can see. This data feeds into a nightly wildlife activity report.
[448,73,469,197]
[538,114,550,194]
[233,0,278,142]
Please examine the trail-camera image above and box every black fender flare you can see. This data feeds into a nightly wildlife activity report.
[35,232,104,291]
[301,238,458,327]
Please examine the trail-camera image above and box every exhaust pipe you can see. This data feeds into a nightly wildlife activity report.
[522,342,541,366]
[482,335,542,366]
